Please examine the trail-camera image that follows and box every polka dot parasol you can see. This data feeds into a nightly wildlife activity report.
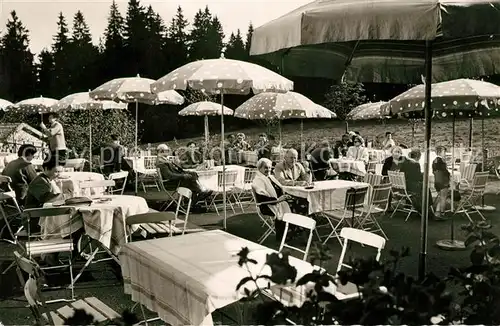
[8,96,59,114]
[90,75,184,105]
[178,101,233,116]
[347,101,388,120]
[385,79,500,118]
[151,55,294,95]
[234,91,335,120]
[52,92,128,111]
[0,99,13,111]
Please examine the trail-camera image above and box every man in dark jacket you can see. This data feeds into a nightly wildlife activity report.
[309,140,333,181]
[101,135,125,175]
[400,149,433,217]
[2,144,38,204]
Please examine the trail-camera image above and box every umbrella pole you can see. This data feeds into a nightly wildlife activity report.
[135,100,138,195]
[89,108,92,171]
[411,122,415,147]
[469,117,473,149]
[279,121,282,147]
[475,114,495,211]
[300,119,304,161]
[221,94,227,230]
[419,40,432,281]
[436,111,465,251]
[204,115,209,160]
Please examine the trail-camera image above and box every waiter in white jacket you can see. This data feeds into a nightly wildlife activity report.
[40,113,67,163]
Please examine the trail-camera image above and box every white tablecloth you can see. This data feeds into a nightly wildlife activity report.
[329,159,367,177]
[190,165,246,191]
[241,151,258,166]
[282,180,370,215]
[119,230,320,326]
[56,171,105,197]
[41,195,149,254]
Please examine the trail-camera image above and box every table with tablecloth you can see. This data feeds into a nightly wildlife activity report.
[55,171,106,198]
[240,150,258,166]
[40,195,149,254]
[367,149,386,162]
[282,180,370,215]
[119,230,327,326]
[329,159,367,177]
[189,165,246,191]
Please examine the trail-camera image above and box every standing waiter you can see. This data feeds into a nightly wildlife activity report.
[40,113,67,163]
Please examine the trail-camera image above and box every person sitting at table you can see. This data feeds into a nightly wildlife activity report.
[433,146,450,220]
[334,134,353,158]
[258,135,276,161]
[156,144,212,207]
[399,149,433,216]
[346,136,369,164]
[382,146,405,176]
[274,149,310,186]
[179,142,202,169]
[2,144,38,204]
[101,134,125,175]
[309,140,333,181]
[252,158,292,241]
[255,133,268,150]
[233,133,250,150]
[382,131,396,151]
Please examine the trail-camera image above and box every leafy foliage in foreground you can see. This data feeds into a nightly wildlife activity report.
[234,223,500,325]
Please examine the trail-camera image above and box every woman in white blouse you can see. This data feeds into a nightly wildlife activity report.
[346,136,369,164]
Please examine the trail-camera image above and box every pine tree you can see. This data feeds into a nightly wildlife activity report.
[143,5,167,78]
[123,0,147,75]
[36,49,55,96]
[188,7,213,60]
[166,5,189,68]
[0,11,36,101]
[69,11,99,91]
[207,16,225,58]
[225,29,246,60]
[52,12,71,96]
[72,11,92,46]
[245,23,253,54]
[102,0,125,80]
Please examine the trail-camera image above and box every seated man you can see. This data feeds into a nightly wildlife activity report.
[257,135,276,161]
[101,134,125,175]
[400,149,434,218]
[25,156,64,210]
[309,140,333,181]
[179,142,202,169]
[252,158,291,240]
[2,144,38,204]
[334,134,353,158]
[156,144,211,207]
[274,149,310,186]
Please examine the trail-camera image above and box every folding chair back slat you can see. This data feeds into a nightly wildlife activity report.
[337,228,386,272]
[175,187,194,235]
[217,170,238,188]
[279,213,316,261]
[461,164,477,184]
[365,173,383,187]
[251,187,275,244]
[143,156,157,170]
[375,164,383,175]
[79,180,115,191]
[345,187,368,210]
[108,171,128,195]
[387,171,406,190]
[371,183,392,209]
[243,168,257,184]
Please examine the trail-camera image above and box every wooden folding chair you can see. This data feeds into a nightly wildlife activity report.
[14,251,121,325]
[251,188,276,244]
[358,183,391,239]
[455,171,489,223]
[236,168,257,211]
[387,171,419,221]
[107,171,128,195]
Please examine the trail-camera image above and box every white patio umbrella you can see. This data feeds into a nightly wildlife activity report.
[347,101,387,120]
[234,91,335,159]
[151,54,293,229]
[90,75,184,193]
[53,92,128,170]
[9,96,59,114]
[0,99,13,111]
[178,101,233,144]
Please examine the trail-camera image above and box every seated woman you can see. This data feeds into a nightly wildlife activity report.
[346,136,369,164]
[156,144,212,208]
[252,158,292,240]
[233,133,250,151]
